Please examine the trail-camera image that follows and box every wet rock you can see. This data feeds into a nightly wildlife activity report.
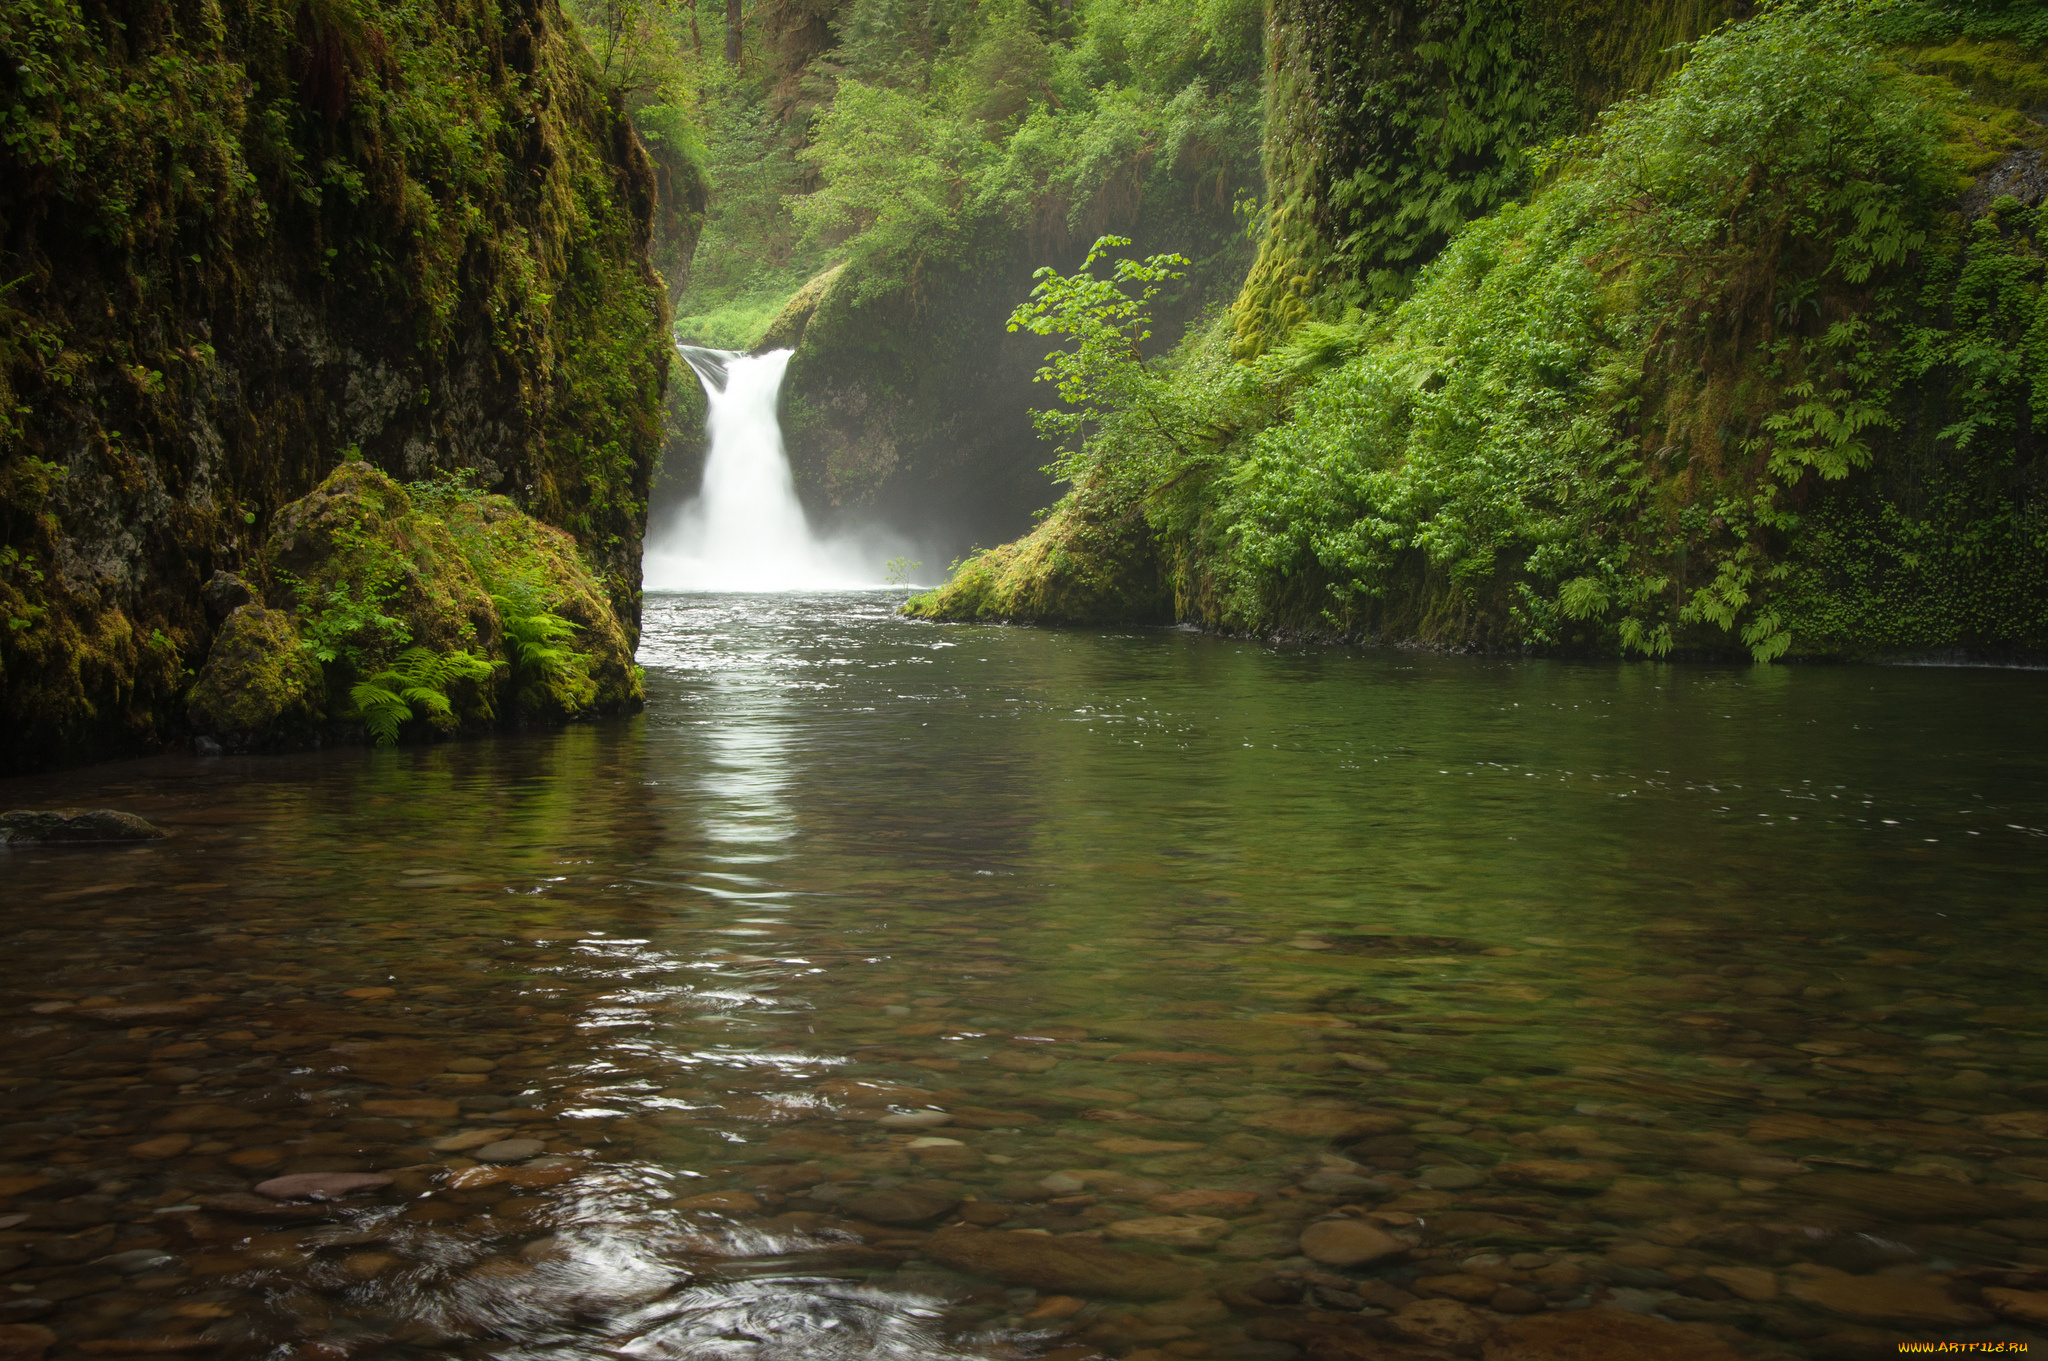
[328,1041,447,1086]
[0,1325,56,1361]
[1413,1274,1501,1304]
[155,1106,262,1132]
[1417,1166,1485,1191]
[474,1139,546,1164]
[194,1193,343,1220]
[1101,1215,1231,1248]
[361,1098,459,1118]
[1489,1287,1546,1314]
[1699,1266,1775,1300]
[127,1134,192,1161]
[836,1188,959,1223]
[1793,1171,2004,1219]
[429,1130,503,1152]
[1981,1112,2048,1141]
[923,1226,1205,1299]
[1983,1286,2048,1326]
[878,1110,952,1128]
[1300,1219,1408,1267]
[79,997,219,1025]
[253,1173,393,1201]
[1095,1136,1204,1154]
[1149,1189,1259,1216]
[1490,1160,1620,1192]
[0,809,166,844]
[1784,1274,1992,1327]
[1300,1170,1385,1196]
[185,604,328,749]
[673,1191,762,1213]
[1384,1298,1495,1355]
[1482,1309,1745,1360]
[1243,1109,1406,1140]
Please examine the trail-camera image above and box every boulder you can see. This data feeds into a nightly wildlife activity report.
[0,809,165,844]
[185,604,328,749]
[922,1226,1204,1299]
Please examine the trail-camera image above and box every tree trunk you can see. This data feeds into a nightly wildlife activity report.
[724,0,740,65]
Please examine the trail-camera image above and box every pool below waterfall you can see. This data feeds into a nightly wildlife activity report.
[1,592,2044,1360]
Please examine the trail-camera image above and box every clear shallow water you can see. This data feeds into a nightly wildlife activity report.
[1,592,2045,1361]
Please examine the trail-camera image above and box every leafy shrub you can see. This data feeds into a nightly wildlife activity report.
[350,647,499,746]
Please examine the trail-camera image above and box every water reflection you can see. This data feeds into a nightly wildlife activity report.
[0,593,2042,1360]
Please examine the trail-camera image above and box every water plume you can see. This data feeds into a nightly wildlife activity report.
[644,347,915,592]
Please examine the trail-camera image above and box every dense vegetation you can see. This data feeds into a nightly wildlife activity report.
[910,0,2048,662]
[0,0,670,769]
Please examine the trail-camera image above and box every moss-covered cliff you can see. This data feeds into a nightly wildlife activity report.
[0,0,672,771]
[909,1,2048,664]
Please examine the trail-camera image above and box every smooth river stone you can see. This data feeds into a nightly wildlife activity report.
[474,1139,546,1164]
[329,1041,447,1086]
[1984,1287,2048,1326]
[254,1172,394,1201]
[0,808,164,843]
[1148,1189,1259,1216]
[922,1226,1203,1299]
[1241,1108,1406,1139]
[429,1129,503,1152]
[836,1188,960,1224]
[1386,1299,1497,1354]
[361,1098,459,1118]
[876,1111,952,1129]
[1784,1274,1992,1327]
[1299,1219,1408,1267]
[155,1105,261,1132]
[1490,1159,1622,1191]
[1094,1137,1203,1155]
[1101,1215,1231,1248]
[1792,1171,2005,1219]
[1482,1309,1746,1360]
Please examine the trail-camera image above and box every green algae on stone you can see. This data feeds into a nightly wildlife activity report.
[185,606,329,749]
[190,463,641,750]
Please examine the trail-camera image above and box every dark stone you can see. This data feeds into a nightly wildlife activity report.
[202,570,254,620]
[0,809,165,844]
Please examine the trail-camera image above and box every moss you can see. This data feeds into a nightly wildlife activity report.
[185,605,328,747]
[903,478,1173,625]
[0,0,670,771]
[1229,0,1745,357]
[192,462,640,749]
[752,264,845,351]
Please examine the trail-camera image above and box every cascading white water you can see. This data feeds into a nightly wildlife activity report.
[644,346,899,592]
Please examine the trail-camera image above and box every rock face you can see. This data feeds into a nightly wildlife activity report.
[921,1226,1205,1299]
[0,809,165,844]
[0,0,669,773]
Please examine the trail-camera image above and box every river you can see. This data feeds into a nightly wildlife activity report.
[1,592,2044,1359]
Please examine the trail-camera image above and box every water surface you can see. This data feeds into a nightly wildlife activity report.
[2,593,2044,1360]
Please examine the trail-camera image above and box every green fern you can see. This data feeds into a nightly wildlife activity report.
[491,595,595,711]
[350,647,498,746]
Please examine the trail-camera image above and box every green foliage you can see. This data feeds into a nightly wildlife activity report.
[491,589,597,713]
[1006,235,1193,468]
[883,556,923,585]
[946,1,2048,661]
[351,646,499,746]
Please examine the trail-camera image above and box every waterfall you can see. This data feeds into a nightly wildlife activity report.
[644,346,898,592]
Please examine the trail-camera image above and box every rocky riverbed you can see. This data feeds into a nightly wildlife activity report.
[1,594,2043,1361]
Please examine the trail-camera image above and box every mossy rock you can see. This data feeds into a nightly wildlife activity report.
[903,480,1173,626]
[185,605,328,750]
[752,264,845,352]
[195,463,642,749]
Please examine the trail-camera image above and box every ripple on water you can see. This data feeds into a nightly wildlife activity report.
[0,592,2043,1358]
